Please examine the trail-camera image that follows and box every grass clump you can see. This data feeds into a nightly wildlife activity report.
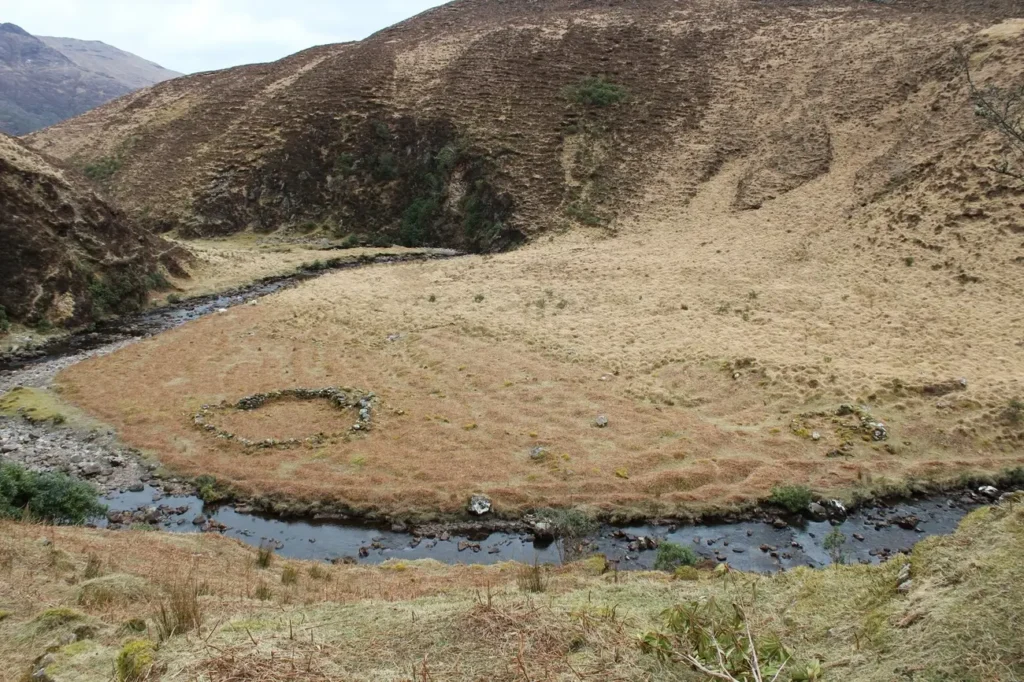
[654,541,698,572]
[769,485,813,514]
[280,565,298,585]
[76,574,151,607]
[256,543,274,569]
[1003,398,1023,426]
[154,577,202,641]
[116,639,154,682]
[254,581,273,601]
[308,564,331,581]
[516,560,548,593]
[33,607,86,631]
[0,461,106,524]
[565,76,629,107]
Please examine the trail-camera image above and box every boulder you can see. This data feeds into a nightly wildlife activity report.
[978,485,1000,500]
[594,415,609,428]
[806,502,828,521]
[467,494,492,516]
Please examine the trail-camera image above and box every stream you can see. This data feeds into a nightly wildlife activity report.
[0,249,1007,572]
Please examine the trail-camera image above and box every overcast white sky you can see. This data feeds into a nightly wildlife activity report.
[0,0,448,74]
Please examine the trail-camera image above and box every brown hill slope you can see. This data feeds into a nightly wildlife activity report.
[0,134,182,328]
[26,0,1023,252]
[0,23,179,136]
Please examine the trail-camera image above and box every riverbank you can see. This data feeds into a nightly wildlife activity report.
[4,494,1023,681]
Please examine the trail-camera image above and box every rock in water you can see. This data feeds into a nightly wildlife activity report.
[468,494,492,515]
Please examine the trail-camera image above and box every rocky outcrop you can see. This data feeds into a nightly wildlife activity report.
[0,133,184,327]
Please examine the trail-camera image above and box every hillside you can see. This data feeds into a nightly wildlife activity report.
[0,133,182,328]
[0,23,179,136]
[23,0,1024,252]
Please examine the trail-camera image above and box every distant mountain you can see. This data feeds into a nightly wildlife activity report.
[0,22,180,135]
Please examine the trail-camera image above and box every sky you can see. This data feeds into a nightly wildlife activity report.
[0,0,448,74]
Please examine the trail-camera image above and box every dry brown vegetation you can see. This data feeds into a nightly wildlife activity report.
[3,497,1024,680]
[29,5,1024,520]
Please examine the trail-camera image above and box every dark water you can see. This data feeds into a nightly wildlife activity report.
[99,486,984,572]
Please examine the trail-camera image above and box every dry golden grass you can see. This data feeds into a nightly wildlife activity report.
[58,117,1024,518]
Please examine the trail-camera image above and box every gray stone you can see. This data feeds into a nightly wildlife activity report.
[468,494,492,516]
[594,415,609,428]
[127,483,145,492]
[531,520,555,542]
[79,462,102,477]
[978,485,1000,500]
[529,446,548,461]
[806,502,828,521]
[897,579,914,594]
[192,514,207,526]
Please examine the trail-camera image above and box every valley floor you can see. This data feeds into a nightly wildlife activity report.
[53,138,1024,520]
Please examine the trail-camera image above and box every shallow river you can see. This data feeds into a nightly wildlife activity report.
[0,250,1001,573]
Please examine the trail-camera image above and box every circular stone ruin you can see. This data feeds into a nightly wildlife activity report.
[191,387,376,449]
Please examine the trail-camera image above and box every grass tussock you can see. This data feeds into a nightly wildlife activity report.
[154,575,202,641]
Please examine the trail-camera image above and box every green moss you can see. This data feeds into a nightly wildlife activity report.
[564,76,629,107]
[0,609,12,622]
[116,639,154,682]
[0,387,81,426]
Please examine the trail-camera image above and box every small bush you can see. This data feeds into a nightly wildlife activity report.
[0,305,9,333]
[769,485,813,514]
[823,527,847,565]
[256,543,274,569]
[0,462,106,524]
[280,565,298,585]
[473,293,485,303]
[83,156,121,182]
[654,542,699,572]
[254,581,272,601]
[339,233,361,249]
[194,475,229,504]
[565,76,629,107]
[516,560,548,593]
[166,294,181,305]
[116,639,154,682]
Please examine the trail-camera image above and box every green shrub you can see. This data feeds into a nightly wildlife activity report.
[339,233,361,249]
[769,485,813,514]
[116,639,154,682]
[194,475,229,504]
[89,271,150,318]
[823,527,847,565]
[0,462,106,524]
[166,294,181,305]
[1003,398,1024,426]
[83,156,121,182]
[654,541,699,572]
[565,76,629,107]
[400,195,440,246]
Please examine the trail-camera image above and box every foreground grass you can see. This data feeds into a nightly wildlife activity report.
[2,497,1023,680]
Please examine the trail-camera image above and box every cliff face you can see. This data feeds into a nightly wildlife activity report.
[0,23,179,136]
[0,134,181,328]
